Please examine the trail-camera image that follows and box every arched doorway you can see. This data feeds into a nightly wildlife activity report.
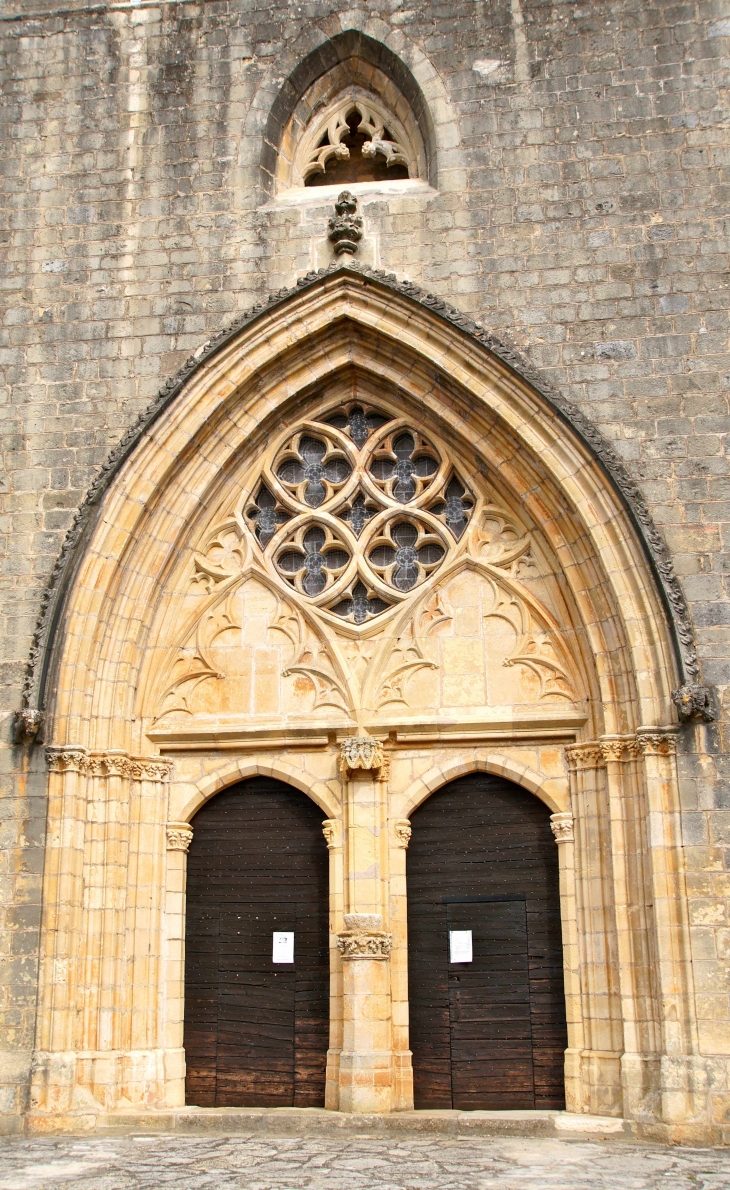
[184,777,330,1107]
[407,773,567,1110]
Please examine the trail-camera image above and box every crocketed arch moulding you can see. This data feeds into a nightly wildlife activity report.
[24,261,709,742]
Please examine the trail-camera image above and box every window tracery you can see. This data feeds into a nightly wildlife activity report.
[243,403,474,624]
[281,85,421,191]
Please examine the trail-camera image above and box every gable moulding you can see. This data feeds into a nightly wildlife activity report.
[15,259,713,743]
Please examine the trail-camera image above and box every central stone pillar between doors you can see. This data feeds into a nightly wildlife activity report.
[337,737,395,1112]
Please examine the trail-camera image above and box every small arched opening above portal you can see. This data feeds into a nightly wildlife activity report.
[271,40,432,194]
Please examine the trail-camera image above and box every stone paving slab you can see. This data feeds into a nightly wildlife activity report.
[0,1134,730,1190]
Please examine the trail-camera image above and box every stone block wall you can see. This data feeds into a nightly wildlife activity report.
[1,0,730,1129]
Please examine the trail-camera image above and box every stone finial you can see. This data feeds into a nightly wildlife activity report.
[166,822,193,852]
[327,190,363,257]
[550,812,574,844]
[12,708,43,745]
[671,683,715,723]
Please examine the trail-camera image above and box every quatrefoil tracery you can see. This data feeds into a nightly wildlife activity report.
[246,406,474,622]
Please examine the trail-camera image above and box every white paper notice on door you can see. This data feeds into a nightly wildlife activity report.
[272,931,294,964]
[449,930,473,964]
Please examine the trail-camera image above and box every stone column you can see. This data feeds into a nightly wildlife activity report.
[337,737,394,1112]
[31,748,171,1129]
[164,821,193,1108]
[550,809,582,1113]
[390,818,414,1110]
[336,913,393,1113]
[321,817,344,1110]
[565,742,624,1116]
[600,734,662,1121]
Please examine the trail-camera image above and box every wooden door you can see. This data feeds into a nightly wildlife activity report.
[407,773,567,1110]
[184,777,330,1107]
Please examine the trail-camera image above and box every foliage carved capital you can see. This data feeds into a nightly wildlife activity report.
[337,914,392,960]
[550,812,574,844]
[166,823,193,852]
[46,747,172,781]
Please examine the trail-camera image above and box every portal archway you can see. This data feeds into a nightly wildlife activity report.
[28,263,705,1135]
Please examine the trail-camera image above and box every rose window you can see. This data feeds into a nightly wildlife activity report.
[244,404,473,623]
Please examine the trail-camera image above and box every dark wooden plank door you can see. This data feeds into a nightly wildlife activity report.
[184,778,329,1107]
[447,899,534,1110]
[407,773,567,1110]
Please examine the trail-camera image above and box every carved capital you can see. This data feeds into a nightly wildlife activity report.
[564,742,605,772]
[46,747,172,780]
[322,818,341,849]
[636,729,678,757]
[46,746,89,773]
[166,822,193,852]
[600,735,641,763]
[393,819,412,848]
[340,736,386,776]
[550,812,574,844]
[337,912,392,960]
[671,683,715,723]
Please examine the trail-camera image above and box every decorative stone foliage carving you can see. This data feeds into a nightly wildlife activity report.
[337,914,392,960]
[340,736,386,774]
[166,823,193,852]
[550,812,574,843]
[327,191,363,257]
[565,732,678,770]
[636,730,678,757]
[46,748,172,780]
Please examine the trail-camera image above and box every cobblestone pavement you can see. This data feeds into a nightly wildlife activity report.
[0,1134,729,1190]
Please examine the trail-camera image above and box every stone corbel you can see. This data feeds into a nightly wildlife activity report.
[166,822,193,852]
[392,819,412,848]
[322,818,342,849]
[671,683,715,723]
[12,708,43,745]
[339,736,389,781]
[550,812,574,843]
[337,913,392,960]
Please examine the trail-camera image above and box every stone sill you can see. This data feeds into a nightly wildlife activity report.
[61,1107,633,1140]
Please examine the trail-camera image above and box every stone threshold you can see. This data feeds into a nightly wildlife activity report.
[82,1107,634,1140]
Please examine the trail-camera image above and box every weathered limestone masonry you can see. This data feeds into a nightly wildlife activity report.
[2,0,730,1144]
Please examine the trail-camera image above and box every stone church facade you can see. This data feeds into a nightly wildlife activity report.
[2,0,730,1145]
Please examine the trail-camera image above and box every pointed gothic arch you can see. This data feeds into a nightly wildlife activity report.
[28,262,707,1133]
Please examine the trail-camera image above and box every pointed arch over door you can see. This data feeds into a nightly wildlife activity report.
[29,262,707,1134]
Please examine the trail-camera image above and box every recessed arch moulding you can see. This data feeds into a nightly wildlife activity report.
[30,267,711,1139]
